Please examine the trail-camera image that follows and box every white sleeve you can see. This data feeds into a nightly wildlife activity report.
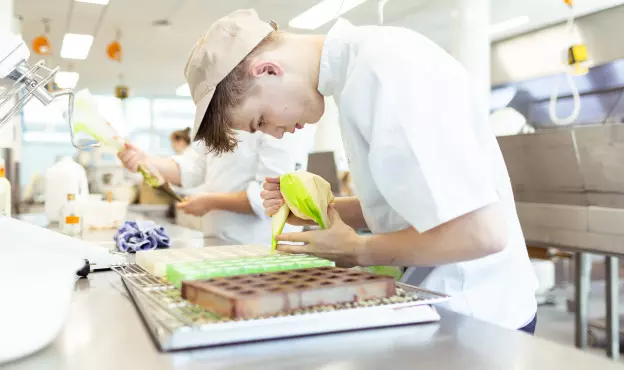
[341,53,499,232]
[246,134,298,219]
[171,144,207,189]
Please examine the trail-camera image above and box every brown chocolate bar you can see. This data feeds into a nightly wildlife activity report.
[181,267,396,319]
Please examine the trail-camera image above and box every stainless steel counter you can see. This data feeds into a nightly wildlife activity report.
[7,211,619,369]
[3,268,620,370]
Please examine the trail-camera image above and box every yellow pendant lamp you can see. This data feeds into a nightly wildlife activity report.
[563,0,589,76]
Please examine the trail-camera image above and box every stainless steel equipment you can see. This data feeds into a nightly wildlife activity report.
[498,124,624,360]
[0,35,96,149]
[113,263,449,351]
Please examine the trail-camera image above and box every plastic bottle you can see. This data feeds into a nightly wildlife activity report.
[0,159,11,217]
[60,193,82,236]
[44,156,89,223]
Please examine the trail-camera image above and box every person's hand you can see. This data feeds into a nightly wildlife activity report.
[261,176,314,226]
[275,206,364,267]
[261,177,284,216]
[176,193,217,217]
[117,142,147,173]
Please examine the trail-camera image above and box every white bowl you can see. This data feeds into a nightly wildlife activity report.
[0,218,83,364]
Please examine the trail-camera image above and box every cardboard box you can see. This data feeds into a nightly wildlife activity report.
[138,183,173,205]
[175,209,205,231]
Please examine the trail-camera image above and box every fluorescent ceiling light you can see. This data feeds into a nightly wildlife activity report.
[75,0,110,5]
[490,16,530,35]
[289,0,368,30]
[60,33,94,60]
[55,72,80,89]
[176,84,191,97]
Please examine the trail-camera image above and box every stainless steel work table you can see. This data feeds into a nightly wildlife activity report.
[7,211,619,369]
[4,268,620,370]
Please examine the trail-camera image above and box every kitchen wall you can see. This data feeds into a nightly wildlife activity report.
[492,5,624,85]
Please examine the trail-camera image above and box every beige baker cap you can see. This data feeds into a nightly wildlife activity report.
[184,9,274,140]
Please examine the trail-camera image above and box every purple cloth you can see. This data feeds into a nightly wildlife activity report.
[114,221,170,253]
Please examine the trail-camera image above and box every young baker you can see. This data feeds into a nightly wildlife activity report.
[183,9,538,333]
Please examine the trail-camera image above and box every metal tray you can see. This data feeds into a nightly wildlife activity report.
[113,264,450,351]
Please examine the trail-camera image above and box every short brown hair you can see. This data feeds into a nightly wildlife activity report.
[171,127,191,145]
[195,31,282,155]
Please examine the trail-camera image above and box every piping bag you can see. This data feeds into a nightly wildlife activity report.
[271,171,403,280]
[272,171,335,252]
[72,89,183,202]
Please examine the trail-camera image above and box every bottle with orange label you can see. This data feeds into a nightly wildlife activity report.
[60,193,82,236]
[0,159,11,217]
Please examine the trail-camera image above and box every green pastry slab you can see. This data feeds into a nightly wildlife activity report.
[166,254,335,286]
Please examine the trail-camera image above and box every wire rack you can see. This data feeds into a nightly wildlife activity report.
[113,263,450,350]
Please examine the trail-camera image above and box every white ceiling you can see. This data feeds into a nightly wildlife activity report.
[13,0,624,96]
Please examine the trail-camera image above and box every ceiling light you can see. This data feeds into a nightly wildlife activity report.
[75,0,110,5]
[289,0,368,30]
[60,33,94,60]
[176,84,191,97]
[55,72,80,89]
[490,16,530,35]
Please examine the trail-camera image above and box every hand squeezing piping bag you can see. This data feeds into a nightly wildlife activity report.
[72,89,182,202]
[271,172,334,252]
[271,171,404,280]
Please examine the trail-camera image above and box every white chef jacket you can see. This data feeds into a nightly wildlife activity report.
[173,130,305,245]
[319,19,538,329]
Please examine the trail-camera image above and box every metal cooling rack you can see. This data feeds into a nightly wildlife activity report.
[113,263,449,351]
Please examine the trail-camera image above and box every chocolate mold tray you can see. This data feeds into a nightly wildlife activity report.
[112,264,450,351]
[182,267,396,319]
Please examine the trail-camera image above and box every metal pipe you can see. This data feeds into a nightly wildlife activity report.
[605,256,620,360]
[575,252,591,349]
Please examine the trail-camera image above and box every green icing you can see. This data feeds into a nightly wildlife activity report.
[363,266,405,280]
[166,254,335,286]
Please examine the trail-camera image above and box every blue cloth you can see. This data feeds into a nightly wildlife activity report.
[518,314,537,335]
[114,221,170,253]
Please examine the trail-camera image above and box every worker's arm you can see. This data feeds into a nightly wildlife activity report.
[117,142,193,186]
[144,157,182,186]
[276,202,507,267]
[176,191,254,216]
[357,202,507,266]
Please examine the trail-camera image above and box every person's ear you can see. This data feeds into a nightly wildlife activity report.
[250,61,284,77]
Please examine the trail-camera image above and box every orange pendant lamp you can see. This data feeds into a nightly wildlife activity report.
[106,29,123,62]
[32,19,51,55]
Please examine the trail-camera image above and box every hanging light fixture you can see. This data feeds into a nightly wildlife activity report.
[106,28,122,62]
[32,19,52,56]
[115,73,129,100]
